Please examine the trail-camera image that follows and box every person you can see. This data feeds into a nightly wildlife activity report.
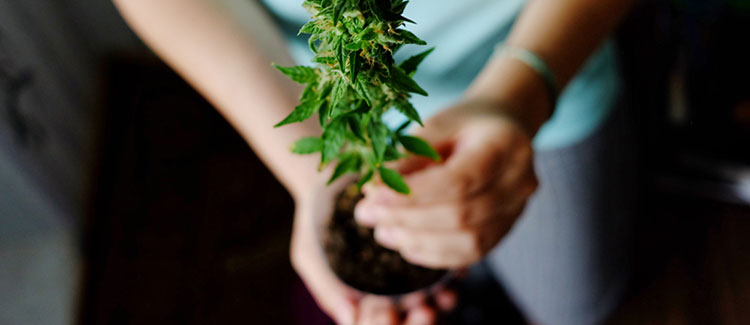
[113,0,636,323]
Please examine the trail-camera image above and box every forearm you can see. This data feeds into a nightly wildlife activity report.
[466,0,634,135]
[113,0,323,200]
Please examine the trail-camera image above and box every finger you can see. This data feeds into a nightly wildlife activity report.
[363,174,531,229]
[291,218,359,324]
[358,296,398,325]
[359,165,463,207]
[401,247,480,269]
[404,304,436,325]
[435,290,458,312]
[356,202,462,229]
[375,227,481,268]
[399,291,426,310]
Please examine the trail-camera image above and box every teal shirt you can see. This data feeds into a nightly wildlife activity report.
[262,0,622,150]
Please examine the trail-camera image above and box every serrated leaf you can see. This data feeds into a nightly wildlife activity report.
[347,115,366,142]
[328,153,362,184]
[298,21,317,35]
[275,99,318,127]
[365,0,385,20]
[274,65,317,84]
[314,56,336,65]
[379,166,410,194]
[390,66,428,96]
[292,137,323,154]
[367,119,388,163]
[395,30,425,45]
[321,118,346,163]
[329,78,349,118]
[345,41,364,51]
[349,50,360,82]
[354,75,373,106]
[357,27,377,41]
[399,135,440,161]
[392,1,408,15]
[332,0,346,26]
[393,100,423,126]
[401,47,434,76]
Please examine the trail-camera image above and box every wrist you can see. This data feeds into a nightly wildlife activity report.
[465,55,552,136]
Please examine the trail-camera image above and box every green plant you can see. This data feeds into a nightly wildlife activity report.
[274,0,438,194]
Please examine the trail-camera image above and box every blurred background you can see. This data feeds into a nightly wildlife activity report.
[0,0,748,324]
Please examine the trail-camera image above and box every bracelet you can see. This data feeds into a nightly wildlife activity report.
[494,44,561,109]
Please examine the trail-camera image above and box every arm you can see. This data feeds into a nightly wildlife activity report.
[468,0,635,134]
[113,0,322,201]
[357,0,635,269]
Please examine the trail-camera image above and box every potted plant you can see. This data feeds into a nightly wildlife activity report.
[274,0,447,295]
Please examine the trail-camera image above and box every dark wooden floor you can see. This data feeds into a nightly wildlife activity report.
[78,58,750,324]
[609,196,750,324]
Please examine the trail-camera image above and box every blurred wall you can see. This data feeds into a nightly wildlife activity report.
[0,0,143,220]
[0,1,145,324]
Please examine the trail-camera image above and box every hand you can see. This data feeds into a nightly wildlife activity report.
[355,100,539,269]
[291,183,362,324]
[292,181,458,324]
[356,289,458,325]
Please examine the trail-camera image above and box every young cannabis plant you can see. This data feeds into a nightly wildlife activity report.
[274,0,438,194]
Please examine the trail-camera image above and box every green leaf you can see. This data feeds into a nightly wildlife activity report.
[274,65,317,84]
[292,137,323,154]
[395,120,412,134]
[354,75,374,106]
[393,100,423,126]
[345,41,364,51]
[367,119,388,163]
[399,135,440,161]
[347,115,366,142]
[356,169,374,188]
[394,30,426,45]
[379,166,410,194]
[384,143,402,161]
[400,48,434,76]
[349,50,360,82]
[357,27,377,41]
[390,66,428,96]
[314,56,335,65]
[328,153,362,184]
[329,78,350,118]
[332,0,347,26]
[275,100,318,127]
[298,21,318,35]
[322,118,346,163]
[336,37,347,71]
[317,82,334,126]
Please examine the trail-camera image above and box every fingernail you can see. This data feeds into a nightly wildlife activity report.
[375,227,400,248]
[354,203,378,226]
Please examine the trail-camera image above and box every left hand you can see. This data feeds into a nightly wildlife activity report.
[354,99,539,269]
[356,290,457,325]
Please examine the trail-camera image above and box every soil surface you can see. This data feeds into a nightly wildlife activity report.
[324,186,448,295]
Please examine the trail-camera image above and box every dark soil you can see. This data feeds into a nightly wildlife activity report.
[323,186,448,295]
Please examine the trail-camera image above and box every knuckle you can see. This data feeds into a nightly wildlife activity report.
[456,203,471,228]
[474,227,499,256]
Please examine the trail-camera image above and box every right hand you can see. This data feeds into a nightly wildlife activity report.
[291,182,457,324]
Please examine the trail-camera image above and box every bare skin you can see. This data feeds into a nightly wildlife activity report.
[113,0,633,323]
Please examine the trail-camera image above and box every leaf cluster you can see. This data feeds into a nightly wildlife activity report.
[275,0,438,194]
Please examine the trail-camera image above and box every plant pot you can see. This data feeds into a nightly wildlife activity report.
[323,184,449,296]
